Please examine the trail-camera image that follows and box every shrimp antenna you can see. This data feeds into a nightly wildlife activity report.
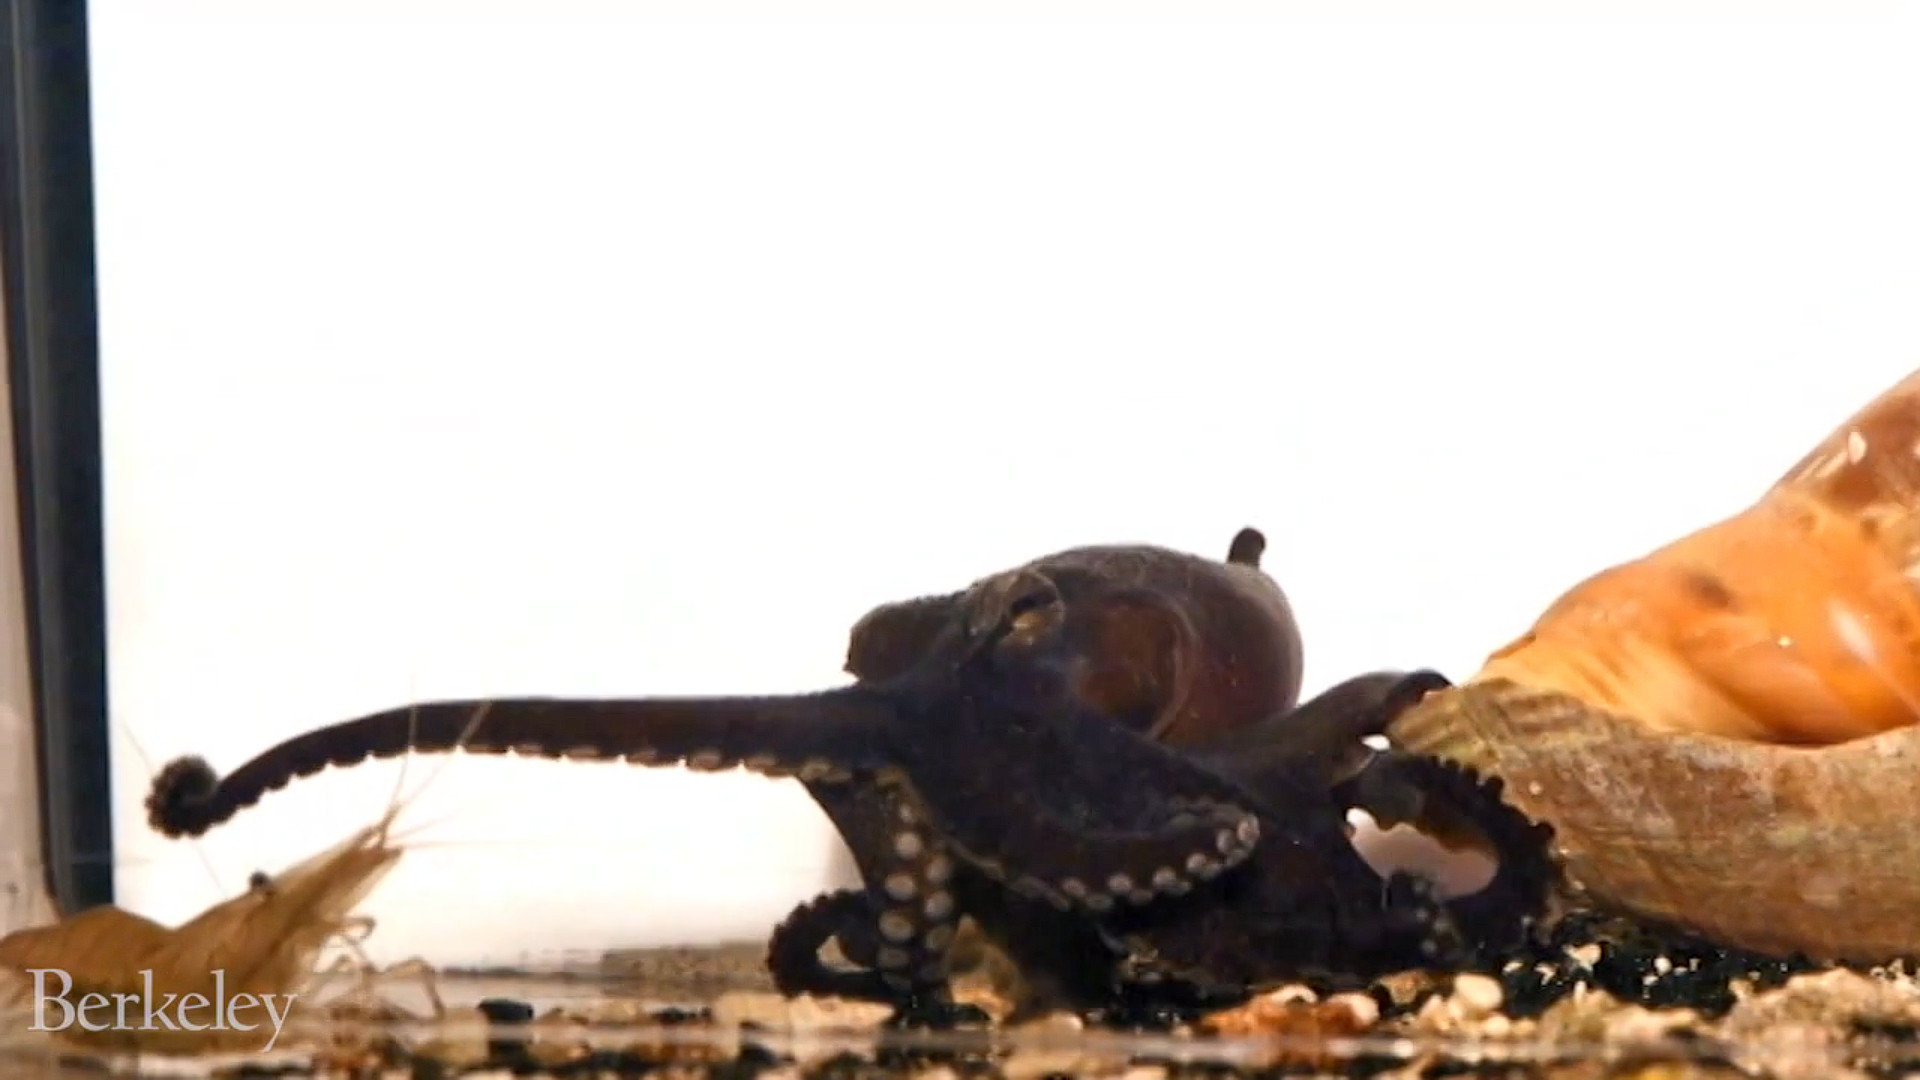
[390,701,492,818]
[379,698,495,847]
[383,692,421,826]
[381,571,495,823]
[381,568,429,825]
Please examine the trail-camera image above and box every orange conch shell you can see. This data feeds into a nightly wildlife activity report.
[1479,368,1920,744]
[1389,366,1920,961]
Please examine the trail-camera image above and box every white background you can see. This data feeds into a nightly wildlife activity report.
[86,0,1920,968]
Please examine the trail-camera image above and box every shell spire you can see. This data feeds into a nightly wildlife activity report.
[1474,368,1920,744]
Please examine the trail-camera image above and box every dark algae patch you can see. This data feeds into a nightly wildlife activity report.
[1480,910,1819,1019]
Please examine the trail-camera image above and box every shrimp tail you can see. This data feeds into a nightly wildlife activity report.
[146,687,898,838]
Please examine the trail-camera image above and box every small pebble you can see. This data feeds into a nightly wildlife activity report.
[1325,991,1381,1028]
[1451,972,1504,1018]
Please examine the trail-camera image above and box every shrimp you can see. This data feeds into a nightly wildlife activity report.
[0,705,483,1059]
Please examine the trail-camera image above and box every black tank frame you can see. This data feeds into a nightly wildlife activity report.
[1,0,113,913]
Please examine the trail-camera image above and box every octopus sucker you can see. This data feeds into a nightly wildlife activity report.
[1390,365,1920,962]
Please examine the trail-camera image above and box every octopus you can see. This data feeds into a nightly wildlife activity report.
[142,528,1554,1023]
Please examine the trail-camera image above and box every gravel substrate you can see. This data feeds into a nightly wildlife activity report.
[11,923,1920,1080]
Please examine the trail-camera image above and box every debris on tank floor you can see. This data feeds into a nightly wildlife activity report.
[14,917,1920,1080]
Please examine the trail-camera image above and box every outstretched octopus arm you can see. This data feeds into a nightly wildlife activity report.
[884,693,1266,916]
[145,688,898,838]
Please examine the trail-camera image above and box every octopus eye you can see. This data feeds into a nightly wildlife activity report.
[960,571,1063,651]
[1007,587,1053,618]
[1003,583,1062,639]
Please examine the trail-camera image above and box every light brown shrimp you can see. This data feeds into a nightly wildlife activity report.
[0,706,481,1058]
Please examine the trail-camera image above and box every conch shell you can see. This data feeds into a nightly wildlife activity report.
[1389,367,1920,962]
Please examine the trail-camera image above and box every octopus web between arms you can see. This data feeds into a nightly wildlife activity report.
[144,530,1555,1025]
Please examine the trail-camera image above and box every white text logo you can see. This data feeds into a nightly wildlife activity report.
[26,969,297,1052]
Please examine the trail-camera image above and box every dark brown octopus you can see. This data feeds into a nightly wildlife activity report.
[143,528,1554,1025]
